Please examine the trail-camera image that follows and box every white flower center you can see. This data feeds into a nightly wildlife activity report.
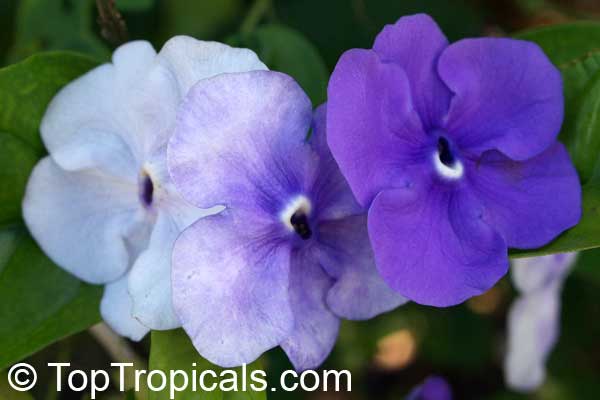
[280,195,313,239]
[433,136,464,180]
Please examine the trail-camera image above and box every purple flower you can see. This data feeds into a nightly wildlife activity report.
[167,71,407,370]
[505,253,577,392]
[407,376,453,400]
[327,14,581,306]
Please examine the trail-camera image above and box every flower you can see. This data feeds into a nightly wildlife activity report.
[22,37,267,339]
[504,253,577,392]
[326,13,582,306]
[167,71,407,370]
[407,376,453,400]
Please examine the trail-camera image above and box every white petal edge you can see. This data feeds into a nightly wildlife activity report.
[101,274,150,341]
[157,36,268,98]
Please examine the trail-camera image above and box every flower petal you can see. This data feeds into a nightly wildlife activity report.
[127,213,182,331]
[319,215,408,319]
[511,253,578,293]
[327,49,427,207]
[41,41,161,167]
[168,71,313,210]
[470,144,581,249]
[100,274,150,341]
[504,289,560,391]
[368,184,508,306]
[373,13,451,129]
[172,210,294,367]
[51,128,138,181]
[505,253,575,392]
[280,253,339,371]
[157,36,267,98]
[408,376,453,400]
[128,186,219,331]
[439,38,563,160]
[22,158,146,284]
[309,104,363,220]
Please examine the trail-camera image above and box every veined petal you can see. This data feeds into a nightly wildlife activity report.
[319,216,408,319]
[168,71,314,211]
[368,184,508,306]
[22,158,145,284]
[327,48,427,207]
[373,13,451,129]
[470,144,581,249]
[439,38,563,160]
[172,210,294,367]
[280,252,339,371]
[157,36,267,98]
[101,274,150,341]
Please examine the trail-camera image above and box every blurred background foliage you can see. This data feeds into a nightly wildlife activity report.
[1,0,600,399]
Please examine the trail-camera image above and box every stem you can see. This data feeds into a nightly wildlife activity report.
[89,323,148,399]
[240,0,272,34]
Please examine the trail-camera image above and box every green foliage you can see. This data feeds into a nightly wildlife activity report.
[0,52,102,370]
[229,24,329,105]
[149,330,266,400]
[117,0,155,12]
[156,0,245,44]
[9,0,109,62]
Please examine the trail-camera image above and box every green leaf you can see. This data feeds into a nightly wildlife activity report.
[9,0,109,62]
[572,70,600,181]
[0,133,38,225]
[516,22,600,65]
[0,51,98,153]
[0,230,102,370]
[0,52,102,369]
[149,330,266,400]
[511,181,600,258]
[229,24,329,105]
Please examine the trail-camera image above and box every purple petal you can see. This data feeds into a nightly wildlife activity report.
[168,71,313,211]
[280,252,340,371]
[327,49,427,206]
[172,210,294,367]
[368,183,508,306]
[319,215,408,319]
[439,38,563,160]
[309,104,363,220]
[469,144,581,249]
[408,376,453,400]
[373,14,451,129]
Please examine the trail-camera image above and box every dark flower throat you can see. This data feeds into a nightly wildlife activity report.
[290,211,312,240]
[437,137,455,167]
[140,173,154,207]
